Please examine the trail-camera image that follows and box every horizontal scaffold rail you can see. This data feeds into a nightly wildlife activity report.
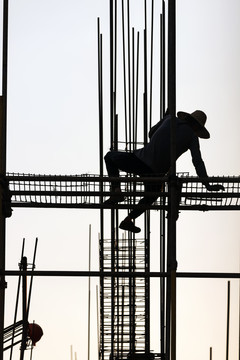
[6,173,240,211]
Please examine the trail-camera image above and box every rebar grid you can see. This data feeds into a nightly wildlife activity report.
[100,235,147,359]
[7,173,240,210]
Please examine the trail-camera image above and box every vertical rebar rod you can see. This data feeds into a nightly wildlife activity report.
[166,1,177,360]
[26,237,38,318]
[114,0,117,95]
[121,0,128,148]
[20,257,28,360]
[149,0,154,128]
[97,17,105,360]
[226,280,230,360]
[127,0,131,150]
[111,210,115,358]
[132,27,135,148]
[10,239,25,360]
[0,2,8,358]
[121,285,124,358]
[128,234,133,354]
[98,18,103,178]
[134,32,140,148]
[88,225,92,360]
[143,30,148,145]
[132,234,136,355]
[210,347,212,360]
[160,194,166,357]
[160,5,166,356]
[116,212,120,358]
[110,0,114,149]
[143,0,148,145]
[239,278,240,360]
[96,285,100,360]
[160,13,163,119]
[162,0,166,118]
[113,0,117,151]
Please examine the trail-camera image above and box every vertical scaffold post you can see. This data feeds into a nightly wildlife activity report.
[20,257,28,360]
[0,1,9,358]
[166,0,177,359]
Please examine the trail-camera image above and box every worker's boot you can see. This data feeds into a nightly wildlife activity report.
[119,217,141,233]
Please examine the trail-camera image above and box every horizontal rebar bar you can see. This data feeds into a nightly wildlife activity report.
[2,270,240,279]
[6,173,240,183]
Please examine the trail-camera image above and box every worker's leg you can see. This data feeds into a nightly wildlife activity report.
[119,176,163,233]
[128,178,161,219]
[104,151,151,180]
[104,151,152,204]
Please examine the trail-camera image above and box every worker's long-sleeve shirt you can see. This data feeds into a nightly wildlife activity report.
[134,115,208,178]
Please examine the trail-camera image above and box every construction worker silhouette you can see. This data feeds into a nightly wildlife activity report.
[104,110,224,233]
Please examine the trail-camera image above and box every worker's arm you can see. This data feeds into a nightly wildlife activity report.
[190,137,225,191]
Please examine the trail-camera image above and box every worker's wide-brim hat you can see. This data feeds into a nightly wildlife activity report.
[177,110,210,139]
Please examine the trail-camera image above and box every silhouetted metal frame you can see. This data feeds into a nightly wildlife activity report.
[2,270,240,279]
[160,2,166,357]
[0,2,8,359]
[20,257,28,360]
[98,17,105,360]
[166,0,177,359]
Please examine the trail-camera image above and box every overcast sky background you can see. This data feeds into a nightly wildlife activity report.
[2,0,240,359]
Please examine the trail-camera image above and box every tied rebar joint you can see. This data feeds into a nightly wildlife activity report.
[0,176,12,218]
[0,279,7,289]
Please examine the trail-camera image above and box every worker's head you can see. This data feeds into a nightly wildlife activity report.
[177,110,210,139]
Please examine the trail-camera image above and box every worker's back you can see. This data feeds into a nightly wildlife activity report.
[134,115,197,174]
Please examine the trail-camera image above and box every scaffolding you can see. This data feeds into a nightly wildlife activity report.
[0,1,240,360]
[6,173,240,211]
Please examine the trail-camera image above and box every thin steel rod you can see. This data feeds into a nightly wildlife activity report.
[239,278,240,360]
[127,0,131,150]
[121,285,124,358]
[3,270,240,279]
[0,2,9,357]
[226,281,230,360]
[149,0,154,128]
[96,285,100,360]
[97,18,103,178]
[2,0,8,100]
[144,211,150,353]
[134,31,140,148]
[128,234,133,352]
[160,13,163,118]
[132,27,135,148]
[162,0,166,117]
[9,239,25,360]
[98,18,105,360]
[121,0,128,148]
[166,1,177,358]
[20,257,28,360]
[26,238,38,318]
[160,5,167,347]
[110,209,115,358]
[143,31,148,144]
[10,189,240,199]
[110,0,114,149]
[160,197,166,357]
[114,0,117,95]
[7,174,239,183]
[88,225,91,360]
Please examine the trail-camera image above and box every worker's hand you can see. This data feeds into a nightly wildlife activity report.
[206,184,225,191]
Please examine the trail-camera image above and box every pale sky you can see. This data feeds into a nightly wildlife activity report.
[3,1,240,359]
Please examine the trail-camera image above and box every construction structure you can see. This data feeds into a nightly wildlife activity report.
[0,1,240,360]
